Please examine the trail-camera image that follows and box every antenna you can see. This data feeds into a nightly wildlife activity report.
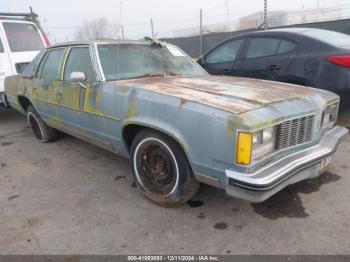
[117,0,123,81]
[118,0,123,40]
[225,0,230,31]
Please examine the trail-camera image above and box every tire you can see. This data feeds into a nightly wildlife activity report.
[27,105,59,143]
[130,130,200,207]
[1,93,11,108]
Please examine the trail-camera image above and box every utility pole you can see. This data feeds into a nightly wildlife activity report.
[263,0,267,30]
[150,18,154,38]
[200,9,203,57]
[317,0,320,9]
[121,25,125,40]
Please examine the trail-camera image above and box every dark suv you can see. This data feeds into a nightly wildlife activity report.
[198,28,350,111]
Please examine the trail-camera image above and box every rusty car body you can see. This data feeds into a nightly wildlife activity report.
[4,40,348,206]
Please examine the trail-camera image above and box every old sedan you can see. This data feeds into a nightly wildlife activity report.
[4,39,348,206]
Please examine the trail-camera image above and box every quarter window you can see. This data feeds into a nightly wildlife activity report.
[38,48,65,80]
[277,40,296,54]
[205,39,243,64]
[64,47,95,81]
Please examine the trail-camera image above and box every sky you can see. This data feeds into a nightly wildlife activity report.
[1,0,349,43]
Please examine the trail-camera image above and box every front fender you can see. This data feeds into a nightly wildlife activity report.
[123,116,193,164]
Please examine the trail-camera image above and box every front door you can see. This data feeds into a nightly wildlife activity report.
[57,46,107,142]
[200,38,244,76]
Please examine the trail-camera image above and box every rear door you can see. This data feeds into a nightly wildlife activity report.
[32,48,65,120]
[0,25,12,93]
[2,21,46,75]
[200,38,245,76]
[236,37,297,81]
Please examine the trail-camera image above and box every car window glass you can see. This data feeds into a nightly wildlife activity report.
[3,22,44,52]
[277,40,296,54]
[0,37,4,53]
[205,39,243,64]
[36,52,48,78]
[245,38,280,59]
[98,44,206,80]
[39,48,64,80]
[64,47,95,81]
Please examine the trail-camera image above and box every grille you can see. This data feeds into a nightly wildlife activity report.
[275,115,314,150]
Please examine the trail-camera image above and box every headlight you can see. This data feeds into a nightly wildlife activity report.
[321,103,338,130]
[236,126,276,165]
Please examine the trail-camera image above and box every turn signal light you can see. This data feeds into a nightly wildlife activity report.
[236,132,253,165]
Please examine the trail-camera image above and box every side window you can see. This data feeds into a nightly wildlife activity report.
[205,39,243,64]
[0,37,4,53]
[38,49,65,80]
[63,47,95,81]
[245,38,280,59]
[277,40,296,54]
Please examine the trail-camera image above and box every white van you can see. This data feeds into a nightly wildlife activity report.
[0,13,48,106]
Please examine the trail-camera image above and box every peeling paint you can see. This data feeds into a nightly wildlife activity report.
[127,98,137,117]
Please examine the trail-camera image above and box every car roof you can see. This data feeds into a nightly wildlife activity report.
[48,39,154,49]
[248,27,333,36]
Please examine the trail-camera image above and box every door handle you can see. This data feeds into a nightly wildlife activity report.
[221,69,232,74]
[267,65,281,70]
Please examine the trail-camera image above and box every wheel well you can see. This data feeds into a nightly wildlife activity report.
[122,124,145,151]
[122,124,186,155]
[17,96,32,112]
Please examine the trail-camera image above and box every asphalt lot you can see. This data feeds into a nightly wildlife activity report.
[0,107,350,255]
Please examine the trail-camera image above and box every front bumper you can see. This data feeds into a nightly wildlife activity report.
[225,126,349,202]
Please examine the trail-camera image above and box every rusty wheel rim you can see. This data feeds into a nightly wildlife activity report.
[134,138,179,197]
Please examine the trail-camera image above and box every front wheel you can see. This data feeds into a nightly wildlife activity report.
[130,130,200,207]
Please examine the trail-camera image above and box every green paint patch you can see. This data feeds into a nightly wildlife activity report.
[127,99,137,117]
[119,85,130,95]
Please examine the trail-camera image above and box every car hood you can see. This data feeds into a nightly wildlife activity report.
[119,75,334,114]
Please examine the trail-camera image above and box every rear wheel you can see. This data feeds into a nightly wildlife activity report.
[130,130,199,207]
[27,105,59,143]
[1,93,11,108]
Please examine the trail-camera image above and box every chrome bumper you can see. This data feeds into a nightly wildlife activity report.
[225,126,349,202]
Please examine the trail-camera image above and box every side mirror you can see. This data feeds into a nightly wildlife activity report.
[70,71,86,82]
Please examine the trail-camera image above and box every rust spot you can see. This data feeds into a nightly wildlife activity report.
[179,98,188,106]
[119,75,320,114]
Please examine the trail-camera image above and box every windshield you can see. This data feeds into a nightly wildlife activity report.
[97,44,207,81]
[3,22,45,52]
